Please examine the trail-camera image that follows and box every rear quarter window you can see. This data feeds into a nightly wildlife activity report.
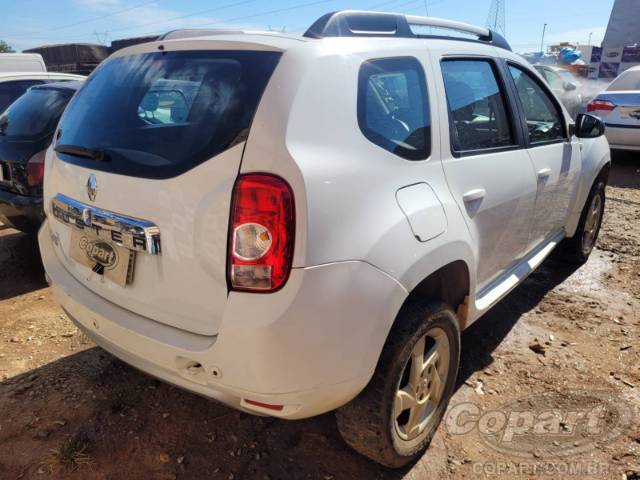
[358,57,431,160]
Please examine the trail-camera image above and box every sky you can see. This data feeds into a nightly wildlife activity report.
[1,0,616,53]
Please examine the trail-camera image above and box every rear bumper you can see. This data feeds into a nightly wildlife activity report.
[39,220,407,419]
[0,188,43,232]
[605,125,640,151]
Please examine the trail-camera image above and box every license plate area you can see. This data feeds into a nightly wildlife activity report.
[69,228,136,287]
[51,193,161,288]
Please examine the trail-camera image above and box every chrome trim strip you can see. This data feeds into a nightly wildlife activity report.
[51,193,161,255]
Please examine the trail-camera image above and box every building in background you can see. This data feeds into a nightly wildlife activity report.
[24,35,159,75]
[590,0,640,79]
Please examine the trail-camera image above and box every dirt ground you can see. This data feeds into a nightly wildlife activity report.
[0,153,638,480]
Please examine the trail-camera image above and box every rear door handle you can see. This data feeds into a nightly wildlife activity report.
[462,188,486,203]
[537,168,552,179]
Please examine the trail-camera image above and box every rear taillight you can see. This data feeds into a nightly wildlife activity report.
[228,174,294,292]
[26,149,46,188]
[587,99,616,112]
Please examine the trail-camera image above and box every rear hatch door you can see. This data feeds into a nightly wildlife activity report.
[45,46,281,336]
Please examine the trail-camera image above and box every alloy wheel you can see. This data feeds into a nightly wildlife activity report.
[393,327,450,441]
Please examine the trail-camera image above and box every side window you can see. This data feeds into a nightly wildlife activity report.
[441,59,515,153]
[0,80,44,113]
[138,79,198,125]
[358,57,431,160]
[508,65,565,144]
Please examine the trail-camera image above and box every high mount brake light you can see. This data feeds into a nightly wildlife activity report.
[587,99,616,112]
[228,174,294,292]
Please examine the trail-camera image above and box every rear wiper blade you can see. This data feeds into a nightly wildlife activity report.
[54,144,109,162]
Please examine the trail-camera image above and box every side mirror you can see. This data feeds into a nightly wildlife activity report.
[564,81,577,91]
[575,113,605,138]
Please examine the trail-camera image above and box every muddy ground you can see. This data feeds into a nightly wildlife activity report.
[0,153,638,480]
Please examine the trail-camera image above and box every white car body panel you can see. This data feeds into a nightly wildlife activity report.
[40,28,611,418]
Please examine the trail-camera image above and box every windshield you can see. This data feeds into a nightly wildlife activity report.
[0,87,72,139]
[55,50,281,179]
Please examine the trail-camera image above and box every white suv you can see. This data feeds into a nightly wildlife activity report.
[39,11,611,467]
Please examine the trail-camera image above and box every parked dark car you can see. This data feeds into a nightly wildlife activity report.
[0,80,83,233]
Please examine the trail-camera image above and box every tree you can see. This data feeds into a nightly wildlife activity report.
[0,41,15,53]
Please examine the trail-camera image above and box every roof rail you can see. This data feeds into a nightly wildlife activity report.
[304,10,511,51]
[158,29,246,41]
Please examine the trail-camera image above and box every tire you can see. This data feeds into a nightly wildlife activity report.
[563,177,606,264]
[335,300,460,468]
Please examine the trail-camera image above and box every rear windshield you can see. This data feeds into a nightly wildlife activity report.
[0,80,44,113]
[0,87,72,139]
[55,50,281,179]
[607,70,640,91]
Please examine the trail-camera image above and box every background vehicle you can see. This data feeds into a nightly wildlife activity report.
[0,81,83,233]
[534,64,583,116]
[39,11,610,467]
[587,65,640,152]
[0,53,46,73]
[0,72,85,114]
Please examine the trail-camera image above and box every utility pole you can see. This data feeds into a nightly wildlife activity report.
[423,0,429,16]
[588,31,593,45]
[539,23,547,54]
[93,30,109,45]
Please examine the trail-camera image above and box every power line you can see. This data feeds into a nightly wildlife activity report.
[6,0,158,38]
[191,0,340,29]
[19,0,337,43]
[96,0,261,36]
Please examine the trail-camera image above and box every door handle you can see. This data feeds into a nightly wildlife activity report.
[537,168,552,179]
[462,188,486,203]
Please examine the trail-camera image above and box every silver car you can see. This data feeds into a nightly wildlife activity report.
[587,66,640,152]
[534,65,583,117]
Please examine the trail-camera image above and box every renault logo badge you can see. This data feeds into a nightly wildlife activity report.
[87,174,97,202]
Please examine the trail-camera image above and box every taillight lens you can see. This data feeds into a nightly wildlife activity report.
[587,99,616,112]
[26,149,46,188]
[228,174,294,292]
